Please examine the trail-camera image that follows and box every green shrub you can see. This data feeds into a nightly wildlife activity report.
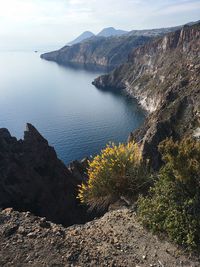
[78,142,150,209]
[137,137,200,249]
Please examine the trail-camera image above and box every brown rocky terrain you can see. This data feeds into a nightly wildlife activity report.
[0,207,199,267]
[93,23,200,169]
[0,123,90,226]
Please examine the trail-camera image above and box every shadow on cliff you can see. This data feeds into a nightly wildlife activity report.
[0,123,105,226]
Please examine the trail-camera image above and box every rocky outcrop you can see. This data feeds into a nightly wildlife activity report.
[0,123,89,226]
[93,23,200,169]
[0,208,199,267]
[68,158,89,183]
[41,35,152,69]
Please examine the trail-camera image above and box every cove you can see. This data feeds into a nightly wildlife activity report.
[0,51,145,164]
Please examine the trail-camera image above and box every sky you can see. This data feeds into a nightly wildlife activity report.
[0,0,199,51]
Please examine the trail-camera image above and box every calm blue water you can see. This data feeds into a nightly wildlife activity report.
[0,51,145,164]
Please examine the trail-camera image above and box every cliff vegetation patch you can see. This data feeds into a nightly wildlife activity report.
[138,137,200,250]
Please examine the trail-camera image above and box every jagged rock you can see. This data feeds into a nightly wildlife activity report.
[0,123,88,226]
[68,157,89,182]
[93,23,200,169]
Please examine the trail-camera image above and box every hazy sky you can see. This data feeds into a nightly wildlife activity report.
[0,0,199,50]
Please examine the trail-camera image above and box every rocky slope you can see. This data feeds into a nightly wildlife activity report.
[93,23,200,169]
[1,207,199,267]
[0,123,89,226]
[41,35,152,69]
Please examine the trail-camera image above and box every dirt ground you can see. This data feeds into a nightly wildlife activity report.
[0,207,199,267]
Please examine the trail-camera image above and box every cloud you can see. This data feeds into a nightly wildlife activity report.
[156,0,200,15]
[0,0,199,50]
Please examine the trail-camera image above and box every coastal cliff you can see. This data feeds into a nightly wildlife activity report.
[41,35,151,69]
[40,23,193,69]
[93,23,200,168]
[0,21,200,267]
[0,123,89,226]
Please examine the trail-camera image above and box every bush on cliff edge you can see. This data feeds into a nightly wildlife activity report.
[78,142,150,209]
[138,137,200,249]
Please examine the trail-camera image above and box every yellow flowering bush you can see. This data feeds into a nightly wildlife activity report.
[78,142,150,209]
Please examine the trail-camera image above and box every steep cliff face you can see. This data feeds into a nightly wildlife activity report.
[41,35,151,69]
[0,124,88,226]
[93,23,200,168]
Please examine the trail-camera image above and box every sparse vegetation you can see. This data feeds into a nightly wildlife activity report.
[78,136,200,250]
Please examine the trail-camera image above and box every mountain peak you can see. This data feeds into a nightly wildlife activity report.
[68,31,95,45]
[97,27,128,37]
[67,27,128,46]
